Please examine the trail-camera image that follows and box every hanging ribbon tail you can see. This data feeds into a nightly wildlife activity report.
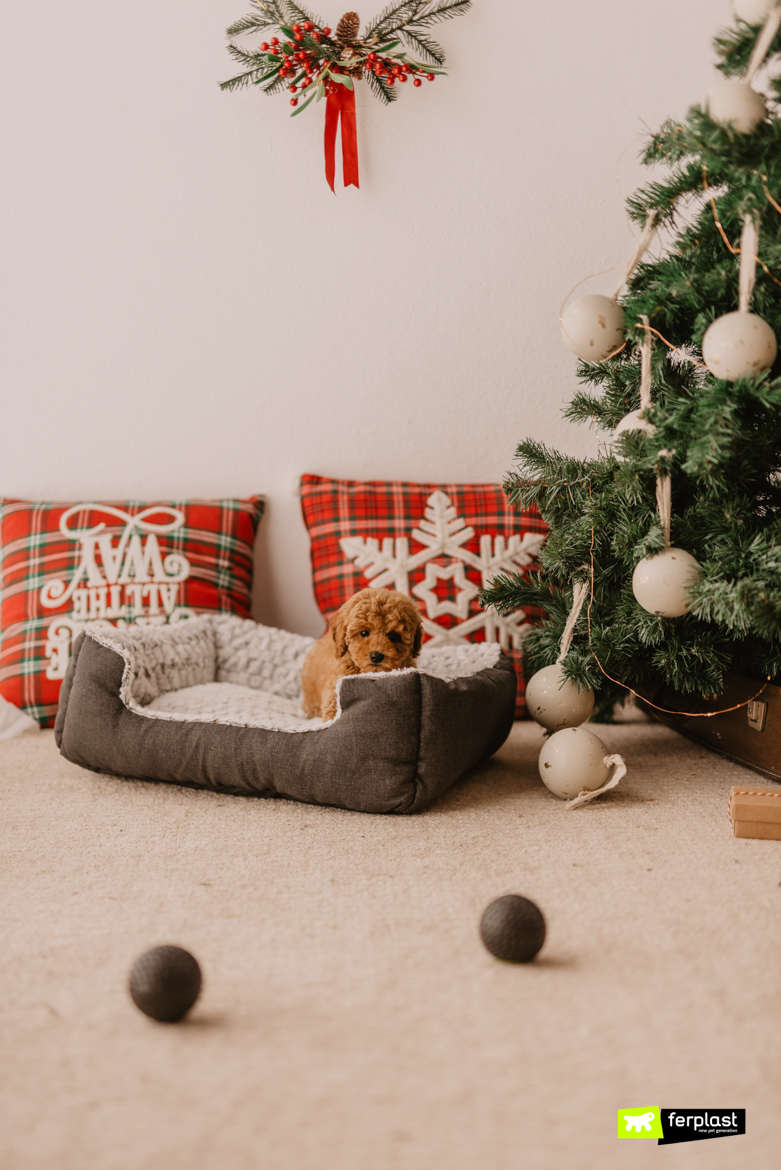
[340,85,359,189]
[324,89,340,193]
[323,85,360,193]
[565,755,627,810]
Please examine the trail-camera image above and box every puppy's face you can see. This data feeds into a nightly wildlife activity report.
[331,588,423,673]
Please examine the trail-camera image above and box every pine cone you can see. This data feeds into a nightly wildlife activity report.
[336,11,360,45]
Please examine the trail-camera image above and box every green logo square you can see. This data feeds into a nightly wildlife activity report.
[618,1108,663,1139]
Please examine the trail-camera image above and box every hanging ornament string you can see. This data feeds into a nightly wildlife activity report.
[739,213,760,310]
[612,210,659,299]
[655,449,673,548]
[745,4,781,83]
[555,580,589,663]
[639,314,654,411]
[565,756,627,811]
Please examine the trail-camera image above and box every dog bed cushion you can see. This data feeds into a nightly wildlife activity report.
[54,615,517,814]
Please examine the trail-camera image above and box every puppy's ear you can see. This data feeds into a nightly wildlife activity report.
[329,600,351,658]
[411,614,423,658]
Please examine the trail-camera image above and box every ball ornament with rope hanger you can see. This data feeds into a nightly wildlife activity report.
[612,408,655,457]
[701,311,777,380]
[701,214,778,382]
[632,546,703,618]
[631,450,703,618]
[538,725,616,802]
[560,295,625,363]
[612,313,657,458]
[524,582,595,732]
[707,80,766,133]
[708,2,781,135]
[525,663,595,732]
[560,212,658,364]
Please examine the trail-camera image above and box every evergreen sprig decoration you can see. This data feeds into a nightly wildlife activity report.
[220,0,471,113]
[481,10,781,719]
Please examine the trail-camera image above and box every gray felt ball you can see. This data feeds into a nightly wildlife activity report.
[479,895,546,963]
[129,946,202,1022]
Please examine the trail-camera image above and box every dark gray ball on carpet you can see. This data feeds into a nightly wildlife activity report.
[479,895,546,963]
[129,946,202,1022]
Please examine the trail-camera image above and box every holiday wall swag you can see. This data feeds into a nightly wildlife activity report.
[221,1,472,191]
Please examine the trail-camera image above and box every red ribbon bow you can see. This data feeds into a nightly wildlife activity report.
[324,83,359,192]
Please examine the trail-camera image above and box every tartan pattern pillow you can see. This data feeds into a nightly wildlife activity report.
[299,475,547,717]
[0,496,264,727]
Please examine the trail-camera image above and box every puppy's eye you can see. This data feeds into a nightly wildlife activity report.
[388,631,402,644]
[360,630,370,638]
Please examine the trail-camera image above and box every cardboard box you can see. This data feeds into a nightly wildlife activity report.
[729,786,781,840]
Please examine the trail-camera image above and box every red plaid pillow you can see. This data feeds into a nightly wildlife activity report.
[299,475,547,718]
[0,497,264,726]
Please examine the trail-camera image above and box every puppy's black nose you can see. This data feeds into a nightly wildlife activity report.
[370,651,385,664]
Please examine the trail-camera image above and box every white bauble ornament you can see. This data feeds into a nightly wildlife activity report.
[525,664,595,731]
[561,295,625,362]
[538,726,610,801]
[734,0,777,24]
[706,80,766,134]
[612,409,655,459]
[701,311,777,381]
[632,547,702,618]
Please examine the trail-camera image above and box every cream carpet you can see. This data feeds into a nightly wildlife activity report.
[1,720,779,1169]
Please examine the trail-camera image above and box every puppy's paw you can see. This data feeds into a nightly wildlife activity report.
[321,686,338,722]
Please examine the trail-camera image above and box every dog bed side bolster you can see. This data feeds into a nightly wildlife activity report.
[56,634,132,772]
[407,659,518,812]
[54,630,88,750]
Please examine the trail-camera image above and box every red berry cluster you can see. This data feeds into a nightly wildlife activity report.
[363,51,435,86]
[258,24,436,108]
[259,22,334,107]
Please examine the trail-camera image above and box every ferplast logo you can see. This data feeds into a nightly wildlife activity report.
[617,1108,663,1139]
[618,1107,746,1144]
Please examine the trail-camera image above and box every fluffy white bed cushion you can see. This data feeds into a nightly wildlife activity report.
[89,615,503,734]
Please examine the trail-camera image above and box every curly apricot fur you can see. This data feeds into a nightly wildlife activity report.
[301,588,423,721]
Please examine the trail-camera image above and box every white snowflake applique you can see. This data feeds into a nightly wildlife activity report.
[339,491,545,650]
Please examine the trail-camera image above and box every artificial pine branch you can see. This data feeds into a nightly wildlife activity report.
[403,1,472,29]
[220,69,263,92]
[365,1,423,38]
[226,14,280,36]
[398,28,445,65]
[282,1,325,27]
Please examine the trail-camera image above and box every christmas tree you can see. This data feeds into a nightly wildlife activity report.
[482,2,781,722]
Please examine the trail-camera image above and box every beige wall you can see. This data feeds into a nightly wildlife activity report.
[1,0,730,635]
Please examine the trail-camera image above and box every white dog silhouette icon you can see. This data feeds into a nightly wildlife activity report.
[624,1111,655,1132]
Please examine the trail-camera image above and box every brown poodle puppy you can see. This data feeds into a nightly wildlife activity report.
[301,588,424,721]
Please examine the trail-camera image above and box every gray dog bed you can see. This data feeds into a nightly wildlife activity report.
[54,616,517,814]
